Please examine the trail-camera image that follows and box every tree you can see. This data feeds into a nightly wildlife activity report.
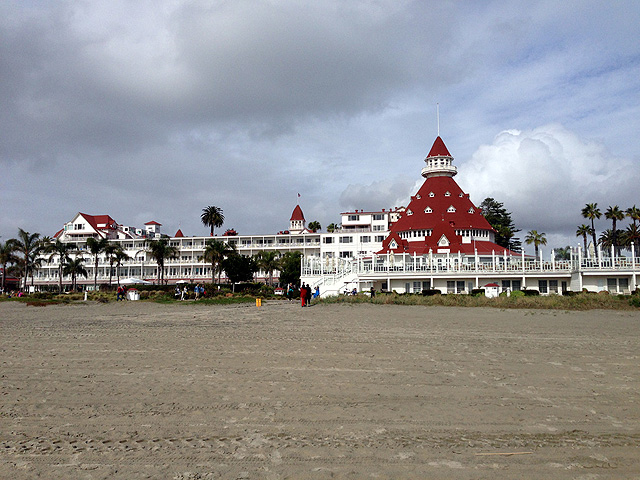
[620,224,640,249]
[103,243,124,286]
[0,241,18,293]
[48,240,74,293]
[278,251,303,286]
[222,253,257,291]
[598,229,614,252]
[575,224,592,255]
[147,238,179,285]
[326,223,339,233]
[479,198,521,251]
[201,206,225,236]
[255,250,280,285]
[626,205,640,228]
[554,246,571,261]
[86,237,109,291]
[308,221,321,233]
[114,249,132,286]
[581,203,601,259]
[64,257,88,291]
[8,229,41,291]
[201,239,234,284]
[605,205,625,252]
[524,230,547,259]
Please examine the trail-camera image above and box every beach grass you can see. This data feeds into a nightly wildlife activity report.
[317,291,640,311]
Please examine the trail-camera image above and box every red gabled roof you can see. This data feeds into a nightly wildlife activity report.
[53,228,63,238]
[375,138,520,257]
[290,205,305,221]
[145,221,162,226]
[174,229,184,237]
[427,136,452,157]
[78,213,118,232]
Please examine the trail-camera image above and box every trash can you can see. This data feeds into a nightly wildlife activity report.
[127,288,140,301]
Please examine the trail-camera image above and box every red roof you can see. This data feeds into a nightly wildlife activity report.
[174,229,184,237]
[290,205,305,221]
[427,136,452,157]
[376,142,520,257]
[78,213,118,232]
[145,221,162,226]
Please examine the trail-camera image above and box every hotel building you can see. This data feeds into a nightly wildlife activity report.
[29,136,639,296]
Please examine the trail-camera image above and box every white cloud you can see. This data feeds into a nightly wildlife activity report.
[461,124,640,249]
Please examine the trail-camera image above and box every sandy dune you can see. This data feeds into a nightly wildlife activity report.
[1,300,639,479]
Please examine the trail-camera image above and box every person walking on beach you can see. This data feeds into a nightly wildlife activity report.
[300,284,307,307]
[287,283,294,302]
[305,283,312,306]
[181,285,187,301]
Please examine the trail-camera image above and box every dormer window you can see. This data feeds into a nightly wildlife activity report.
[468,208,475,214]
[444,191,451,197]
[406,209,413,216]
[424,207,432,214]
[429,192,435,197]
[390,240,398,249]
[447,205,456,213]
[459,193,464,197]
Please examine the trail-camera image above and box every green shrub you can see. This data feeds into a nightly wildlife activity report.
[510,290,525,298]
[471,288,485,296]
[421,289,441,296]
[630,296,640,308]
[523,289,540,296]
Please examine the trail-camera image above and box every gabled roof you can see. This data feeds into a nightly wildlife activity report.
[427,136,452,157]
[145,221,162,226]
[290,205,305,221]
[78,213,118,232]
[174,229,184,237]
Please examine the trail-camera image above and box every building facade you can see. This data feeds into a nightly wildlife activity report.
[29,136,639,295]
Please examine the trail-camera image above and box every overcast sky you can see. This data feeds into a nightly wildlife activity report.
[2,0,639,255]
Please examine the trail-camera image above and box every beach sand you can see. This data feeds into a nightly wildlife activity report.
[1,300,639,479]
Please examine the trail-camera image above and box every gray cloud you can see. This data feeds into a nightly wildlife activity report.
[1,0,639,249]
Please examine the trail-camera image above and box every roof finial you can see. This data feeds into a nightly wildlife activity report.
[436,103,440,137]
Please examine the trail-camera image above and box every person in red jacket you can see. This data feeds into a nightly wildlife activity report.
[300,284,307,307]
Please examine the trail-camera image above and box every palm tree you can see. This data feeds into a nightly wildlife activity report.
[64,257,88,291]
[255,250,280,285]
[9,229,41,291]
[86,237,109,291]
[622,224,640,249]
[103,243,123,286]
[326,223,339,233]
[626,205,640,228]
[599,229,614,252]
[114,249,132,286]
[575,224,592,256]
[147,238,179,284]
[605,205,625,252]
[0,241,18,293]
[201,206,225,236]
[308,221,321,233]
[524,230,547,260]
[201,239,235,284]
[581,203,601,259]
[47,240,74,293]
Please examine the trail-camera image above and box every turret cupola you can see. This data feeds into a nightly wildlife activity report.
[421,136,457,179]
